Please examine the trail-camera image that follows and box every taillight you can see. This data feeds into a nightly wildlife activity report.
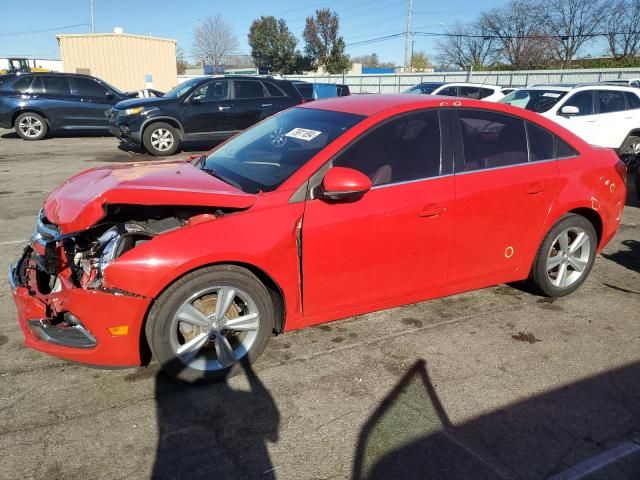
[615,159,628,183]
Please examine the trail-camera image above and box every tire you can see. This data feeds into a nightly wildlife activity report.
[14,112,48,140]
[142,122,180,156]
[530,214,597,297]
[619,135,640,166]
[145,265,275,383]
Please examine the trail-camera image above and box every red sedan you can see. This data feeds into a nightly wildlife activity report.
[9,95,627,382]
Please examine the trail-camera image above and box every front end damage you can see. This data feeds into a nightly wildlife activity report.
[9,205,221,367]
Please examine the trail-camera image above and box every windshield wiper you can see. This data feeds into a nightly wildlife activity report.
[200,166,243,190]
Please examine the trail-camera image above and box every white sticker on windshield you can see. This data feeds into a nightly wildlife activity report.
[542,92,561,98]
[285,128,322,141]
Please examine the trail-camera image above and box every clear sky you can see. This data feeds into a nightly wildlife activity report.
[0,0,609,65]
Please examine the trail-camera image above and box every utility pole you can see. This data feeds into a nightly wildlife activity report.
[404,0,413,71]
[90,0,95,33]
[410,40,416,72]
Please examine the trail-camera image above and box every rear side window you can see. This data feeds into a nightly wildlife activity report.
[11,76,33,93]
[334,110,441,186]
[456,110,528,171]
[70,77,109,98]
[625,92,640,109]
[264,82,285,97]
[598,90,626,113]
[43,76,71,95]
[527,122,554,161]
[556,137,578,158]
[459,87,481,99]
[479,88,495,99]
[563,91,593,116]
[234,80,266,99]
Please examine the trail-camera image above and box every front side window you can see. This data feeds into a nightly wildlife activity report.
[201,108,364,193]
[190,80,228,102]
[70,77,109,98]
[163,78,203,99]
[11,76,33,93]
[437,86,458,97]
[234,80,266,99]
[333,110,441,186]
[562,91,594,116]
[42,76,71,95]
[598,90,626,113]
[456,110,528,171]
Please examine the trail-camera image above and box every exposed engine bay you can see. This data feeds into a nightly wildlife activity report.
[23,204,225,295]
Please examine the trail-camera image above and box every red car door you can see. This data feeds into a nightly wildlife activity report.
[447,109,559,283]
[301,109,455,318]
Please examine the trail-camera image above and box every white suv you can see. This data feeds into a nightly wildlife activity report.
[500,84,640,156]
[430,83,505,102]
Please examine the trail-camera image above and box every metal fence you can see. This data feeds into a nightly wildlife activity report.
[177,67,640,94]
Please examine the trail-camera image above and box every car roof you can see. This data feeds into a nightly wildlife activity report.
[298,93,510,116]
[437,82,501,89]
[524,83,640,92]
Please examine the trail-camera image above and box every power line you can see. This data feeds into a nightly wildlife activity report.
[0,23,89,37]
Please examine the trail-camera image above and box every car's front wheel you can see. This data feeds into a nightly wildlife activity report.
[15,112,48,140]
[142,122,180,156]
[145,265,275,383]
[530,214,597,297]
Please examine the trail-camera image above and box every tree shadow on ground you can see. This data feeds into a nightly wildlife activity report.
[152,359,280,480]
[354,360,640,480]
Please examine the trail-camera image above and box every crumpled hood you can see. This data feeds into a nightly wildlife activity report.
[43,160,257,233]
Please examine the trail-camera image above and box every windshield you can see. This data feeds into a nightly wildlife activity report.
[403,84,440,95]
[163,78,203,98]
[499,89,568,113]
[201,108,365,193]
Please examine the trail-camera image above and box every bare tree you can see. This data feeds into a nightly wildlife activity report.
[545,0,607,66]
[605,0,640,59]
[193,15,238,67]
[479,0,555,69]
[436,22,500,70]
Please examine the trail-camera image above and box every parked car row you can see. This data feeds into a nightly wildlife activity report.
[0,72,354,156]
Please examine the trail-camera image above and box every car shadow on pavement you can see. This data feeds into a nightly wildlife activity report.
[117,139,222,156]
[601,239,640,274]
[152,359,280,480]
[353,359,640,480]
[0,130,111,139]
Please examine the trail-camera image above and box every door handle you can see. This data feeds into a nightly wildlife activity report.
[526,183,545,195]
[218,106,231,111]
[80,98,92,102]
[261,103,272,107]
[418,204,447,217]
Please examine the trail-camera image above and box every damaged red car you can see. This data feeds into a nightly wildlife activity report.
[9,95,627,382]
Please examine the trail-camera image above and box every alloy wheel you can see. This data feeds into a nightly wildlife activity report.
[169,286,260,371]
[545,226,591,289]
[150,128,174,152]
[18,116,43,138]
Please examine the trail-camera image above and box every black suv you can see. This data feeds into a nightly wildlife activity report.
[108,75,304,156]
[0,73,130,140]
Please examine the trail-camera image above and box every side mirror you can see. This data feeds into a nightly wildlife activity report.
[559,105,579,116]
[105,91,115,100]
[321,167,372,201]
[188,96,201,105]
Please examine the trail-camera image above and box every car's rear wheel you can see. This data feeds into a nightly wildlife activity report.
[145,265,275,383]
[15,112,48,140]
[530,214,597,297]
[142,122,180,156]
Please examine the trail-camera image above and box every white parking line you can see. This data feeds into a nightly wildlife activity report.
[0,240,25,246]
[548,442,640,480]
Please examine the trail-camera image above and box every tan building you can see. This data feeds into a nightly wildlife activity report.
[57,32,178,92]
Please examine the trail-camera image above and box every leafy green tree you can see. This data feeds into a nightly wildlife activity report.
[248,16,298,74]
[411,51,431,72]
[303,9,351,73]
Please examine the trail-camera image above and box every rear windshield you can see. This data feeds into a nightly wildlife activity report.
[499,89,568,113]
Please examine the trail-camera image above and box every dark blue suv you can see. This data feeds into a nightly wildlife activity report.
[0,73,130,140]
[107,75,304,156]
